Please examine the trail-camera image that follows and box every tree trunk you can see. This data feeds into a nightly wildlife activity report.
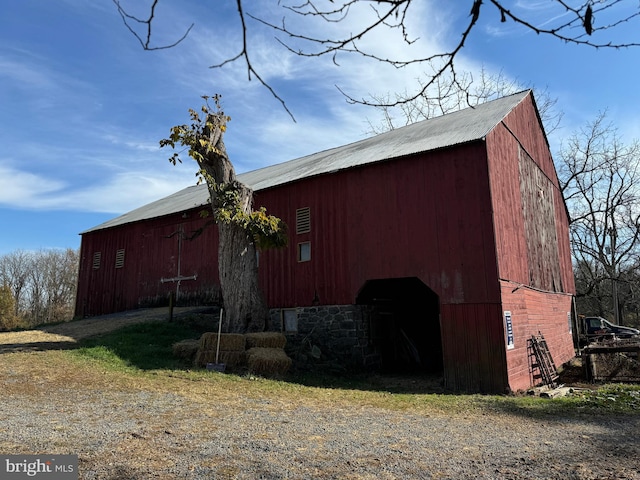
[217,215,268,333]
[198,113,268,333]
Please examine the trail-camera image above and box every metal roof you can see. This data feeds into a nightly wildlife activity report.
[83,90,531,234]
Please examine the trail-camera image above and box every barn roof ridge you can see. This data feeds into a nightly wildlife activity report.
[82,90,531,234]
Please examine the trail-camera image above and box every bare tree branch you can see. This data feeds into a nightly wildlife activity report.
[112,0,193,50]
[364,68,563,138]
[558,113,640,319]
[210,1,296,121]
[113,1,640,115]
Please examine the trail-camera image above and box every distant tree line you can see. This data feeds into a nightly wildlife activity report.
[0,249,78,330]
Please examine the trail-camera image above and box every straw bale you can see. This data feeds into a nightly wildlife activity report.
[246,347,292,376]
[194,349,245,368]
[172,339,199,360]
[199,332,246,352]
[245,332,287,349]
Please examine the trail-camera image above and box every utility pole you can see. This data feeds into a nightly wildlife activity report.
[610,228,621,325]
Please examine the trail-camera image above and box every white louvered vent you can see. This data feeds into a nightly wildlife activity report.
[296,207,311,234]
[115,249,125,269]
[92,252,101,270]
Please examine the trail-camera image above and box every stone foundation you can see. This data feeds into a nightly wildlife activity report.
[267,305,379,372]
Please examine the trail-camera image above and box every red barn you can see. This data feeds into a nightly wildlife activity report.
[76,90,575,393]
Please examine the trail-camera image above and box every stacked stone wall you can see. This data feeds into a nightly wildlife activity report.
[267,305,377,371]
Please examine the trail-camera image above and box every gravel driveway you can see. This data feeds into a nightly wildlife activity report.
[2,311,639,479]
[3,382,639,479]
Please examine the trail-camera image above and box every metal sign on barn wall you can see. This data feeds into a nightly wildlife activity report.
[504,311,514,349]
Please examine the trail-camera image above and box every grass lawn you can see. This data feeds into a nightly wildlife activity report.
[52,319,640,418]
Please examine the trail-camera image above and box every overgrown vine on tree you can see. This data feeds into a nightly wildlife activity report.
[159,95,287,250]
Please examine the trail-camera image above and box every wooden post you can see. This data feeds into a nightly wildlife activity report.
[168,291,175,322]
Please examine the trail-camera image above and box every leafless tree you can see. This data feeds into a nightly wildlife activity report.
[0,249,79,327]
[41,249,79,323]
[113,1,640,116]
[27,256,46,324]
[558,113,640,324]
[365,68,562,135]
[0,284,18,331]
[0,250,31,317]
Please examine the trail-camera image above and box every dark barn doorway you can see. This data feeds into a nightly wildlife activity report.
[356,277,443,373]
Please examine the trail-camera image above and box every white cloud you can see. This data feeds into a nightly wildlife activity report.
[0,159,195,214]
[0,48,99,114]
[56,172,196,214]
[0,164,66,204]
[101,132,163,154]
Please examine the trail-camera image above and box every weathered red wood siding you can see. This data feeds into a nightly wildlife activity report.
[486,93,575,293]
[255,142,508,392]
[76,211,219,316]
[485,93,576,390]
[440,303,509,392]
[257,141,500,308]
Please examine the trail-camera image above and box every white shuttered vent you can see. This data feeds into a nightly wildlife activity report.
[92,252,101,270]
[296,207,311,234]
[115,249,125,269]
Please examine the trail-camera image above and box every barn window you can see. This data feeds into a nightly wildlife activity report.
[296,207,311,234]
[115,249,125,269]
[282,309,298,333]
[298,242,311,262]
[92,252,101,270]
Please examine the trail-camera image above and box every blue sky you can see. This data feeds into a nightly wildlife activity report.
[1,1,638,255]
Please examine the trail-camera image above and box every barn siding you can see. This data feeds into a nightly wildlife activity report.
[482,96,575,391]
[486,100,575,294]
[517,146,564,291]
[554,194,576,294]
[501,94,558,185]
[76,210,220,316]
[257,141,501,308]
[440,303,508,393]
[500,280,574,391]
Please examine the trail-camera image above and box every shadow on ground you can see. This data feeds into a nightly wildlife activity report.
[2,307,606,397]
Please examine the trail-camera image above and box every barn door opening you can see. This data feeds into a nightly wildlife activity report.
[356,277,443,373]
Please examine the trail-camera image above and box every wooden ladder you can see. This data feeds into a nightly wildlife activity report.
[528,332,559,388]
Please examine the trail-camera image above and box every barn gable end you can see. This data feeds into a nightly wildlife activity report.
[485,93,575,391]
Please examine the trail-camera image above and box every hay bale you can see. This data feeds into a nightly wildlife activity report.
[245,332,287,349]
[246,347,292,376]
[172,339,199,360]
[217,350,246,366]
[199,332,246,352]
[194,349,245,368]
